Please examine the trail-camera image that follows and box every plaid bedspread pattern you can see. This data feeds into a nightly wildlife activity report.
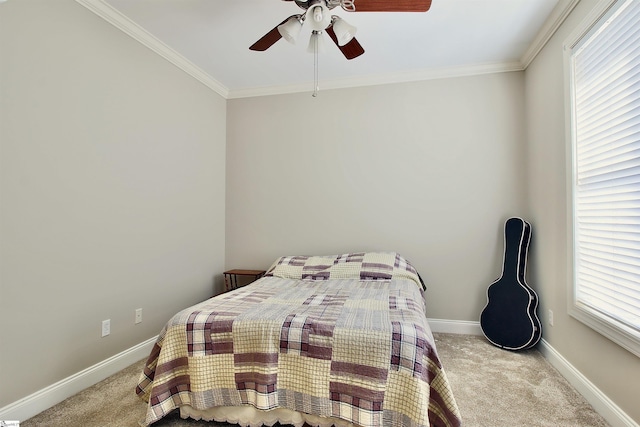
[136,278,460,427]
[265,252,426,290]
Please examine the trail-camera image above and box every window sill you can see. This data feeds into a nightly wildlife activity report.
[569,302,640,358]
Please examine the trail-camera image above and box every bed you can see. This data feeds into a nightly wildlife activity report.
[136,252,461,427]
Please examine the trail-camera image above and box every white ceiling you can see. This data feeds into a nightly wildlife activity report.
[88,0,568,98]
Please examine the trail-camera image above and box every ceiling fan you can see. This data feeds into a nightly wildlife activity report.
[250,0,433,60]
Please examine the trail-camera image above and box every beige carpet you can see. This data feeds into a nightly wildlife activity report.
[21,333,609,427]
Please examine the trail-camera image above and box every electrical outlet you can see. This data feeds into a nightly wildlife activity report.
[135,308,142,324]
[548,309,554,327]
[101,319,111,337]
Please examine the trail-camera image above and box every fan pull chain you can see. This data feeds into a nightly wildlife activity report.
[312,32,319,97]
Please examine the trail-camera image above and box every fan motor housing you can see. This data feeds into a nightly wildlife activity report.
[295,0,340,11]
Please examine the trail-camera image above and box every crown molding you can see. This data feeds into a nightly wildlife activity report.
[74,0,229,99]
[227,60,524,99]
[520,0,581,68]
[75,0,576,100]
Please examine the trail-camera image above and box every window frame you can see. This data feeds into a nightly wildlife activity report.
[564,0,640,358]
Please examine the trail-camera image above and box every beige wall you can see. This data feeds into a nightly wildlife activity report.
[0,0,226,406]
[3,0,638,424]
[525,0,640,422]
[226,73,528,321]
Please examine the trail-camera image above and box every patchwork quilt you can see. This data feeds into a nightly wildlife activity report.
[136,253,461,427]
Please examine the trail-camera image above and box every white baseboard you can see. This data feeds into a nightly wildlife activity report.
[538,339,639,427]
[0,322,477,422]
[0,321,478,422]
[429,319,637,427]
[2,322,637,427]
[427,317,483,335]
[0,336,157,423]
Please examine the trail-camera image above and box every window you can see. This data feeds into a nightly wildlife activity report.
[566,0,640,357]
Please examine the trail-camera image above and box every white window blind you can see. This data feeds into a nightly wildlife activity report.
[571,0,640,354]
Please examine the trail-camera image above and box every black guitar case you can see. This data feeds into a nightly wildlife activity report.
[480,217,542,350]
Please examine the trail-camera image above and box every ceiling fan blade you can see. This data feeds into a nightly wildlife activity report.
[326,26,365,60]
[351,0,432,12]
[249,17,294,51]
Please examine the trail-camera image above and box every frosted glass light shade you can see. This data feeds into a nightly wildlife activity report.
[332,17,357,46]
[278,16,302,44]
[307,31,326,53]
[305,4,332,31]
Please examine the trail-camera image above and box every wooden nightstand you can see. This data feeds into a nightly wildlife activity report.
[223,269,266,291]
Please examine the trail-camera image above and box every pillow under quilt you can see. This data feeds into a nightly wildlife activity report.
[264,251,425,290]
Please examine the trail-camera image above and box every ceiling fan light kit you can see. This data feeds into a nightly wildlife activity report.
[249,0,432,95]
[250,0,431,58]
